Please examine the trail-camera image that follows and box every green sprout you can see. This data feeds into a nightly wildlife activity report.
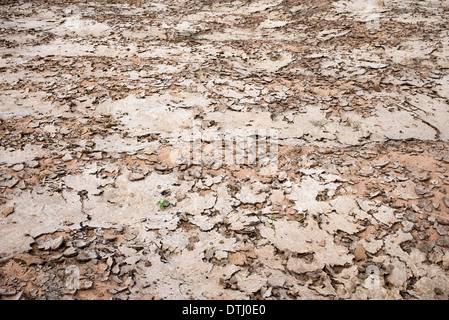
[157,200,170,211]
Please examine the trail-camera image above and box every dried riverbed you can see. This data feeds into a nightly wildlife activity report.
[0,0,449,300]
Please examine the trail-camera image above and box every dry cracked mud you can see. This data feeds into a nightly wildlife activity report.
[1,0,449,300]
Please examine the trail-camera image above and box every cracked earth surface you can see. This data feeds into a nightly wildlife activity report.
[1,0,449,300]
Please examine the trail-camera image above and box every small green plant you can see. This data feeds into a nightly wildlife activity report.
[157,200,170,211]
[271,213,275,229]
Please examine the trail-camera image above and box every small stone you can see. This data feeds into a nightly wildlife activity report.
[418,199,431,209]
[76,254,91,262]
[416,242,433,253]
[80,280,93,290]
[29,289,39,298]
[436,236,449,248]
[114,286,127,293]
[204,248,215,261]
[17,180,26,190]
[50,253,63,262]
[369,191,380,199]
[128,172,145,181]
[112,264,120,274]
[374,161,389,168]
[5,178,18,188]
[73,240,88,248]
[443,253,449,269]
[437,217,449,225]
[62,247,78,257]
[435,224,447,236]
[278,171,287,181]
[60,127,71,135]
[104,234,117,242]
[38,236,64,251]
[443,198,449,209]
[12,163,24,172]
[155,163,168,171]
[106,257,114,268]
[62,153,73,162]
[110,275,123,284]
[441,153,449,163]
[2,206,14,217]
[124,255,141,265]
[229,104,245,111]
[414,185,432,197]
[27,161,40,168]
[411,170,430,182]
[211,162,222,170]
[356,198,371,212]
[0,288,17,296]
[402,220,414,232]
[91,152,103,160]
